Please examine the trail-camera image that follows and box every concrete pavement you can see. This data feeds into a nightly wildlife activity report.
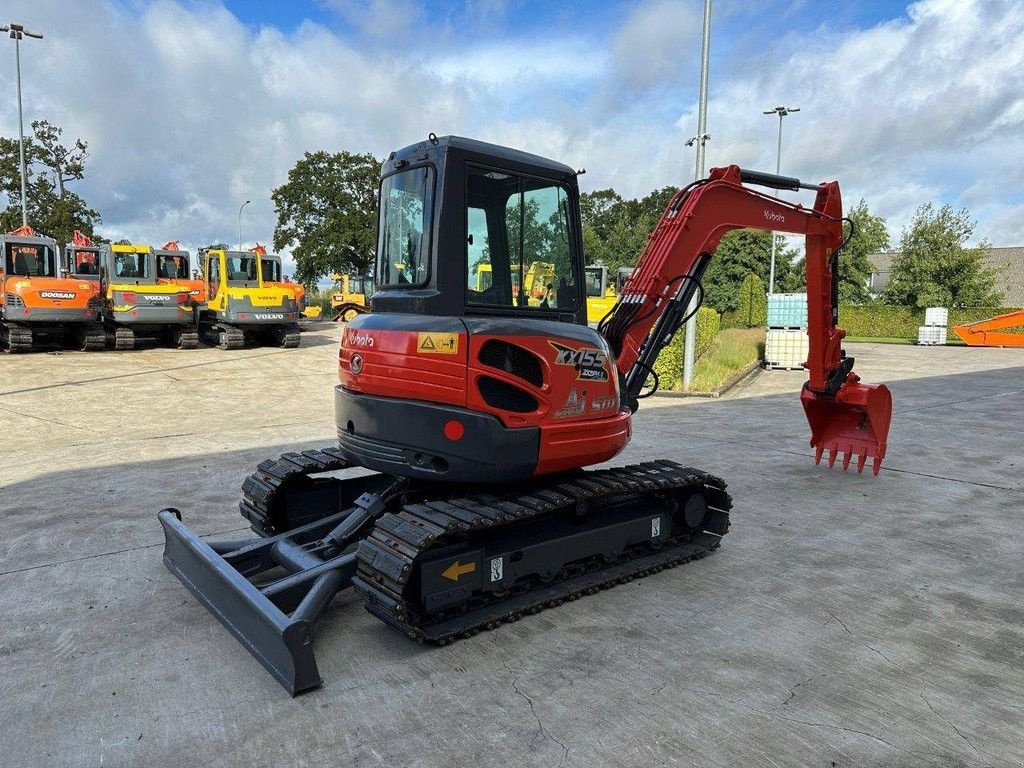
[1,325,1022,767]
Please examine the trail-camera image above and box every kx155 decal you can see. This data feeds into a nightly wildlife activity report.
[548,340,609,381]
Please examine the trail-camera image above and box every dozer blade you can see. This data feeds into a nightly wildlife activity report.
[158,509,356,695]
[801,378,892,475]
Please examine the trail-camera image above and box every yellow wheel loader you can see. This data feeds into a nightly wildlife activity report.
[329,272,373,322]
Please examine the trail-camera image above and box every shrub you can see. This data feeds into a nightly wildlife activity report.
[652,306,720,390]
[736,273,767,327]
[838,304,1021,340]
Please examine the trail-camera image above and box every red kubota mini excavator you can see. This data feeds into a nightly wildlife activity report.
[159,136,892,694]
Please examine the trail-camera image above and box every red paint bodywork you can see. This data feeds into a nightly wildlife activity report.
[339,324,630,476]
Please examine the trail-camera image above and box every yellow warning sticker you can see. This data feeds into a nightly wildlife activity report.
[417,332,459,355]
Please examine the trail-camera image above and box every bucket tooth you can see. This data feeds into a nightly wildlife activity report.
[856,453,867,474]
[814,445,824,465]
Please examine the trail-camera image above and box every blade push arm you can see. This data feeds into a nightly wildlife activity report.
[599,164,892,474]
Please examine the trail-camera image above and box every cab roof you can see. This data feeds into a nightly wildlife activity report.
[385,134,577,179]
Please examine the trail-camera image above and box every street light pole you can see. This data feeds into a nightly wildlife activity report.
[1,22,44,228]
[238,200,251,251]
[763,105,799,294]
[682,0,712,391]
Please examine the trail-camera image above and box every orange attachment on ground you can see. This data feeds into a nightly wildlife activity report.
[952,310,1024,347]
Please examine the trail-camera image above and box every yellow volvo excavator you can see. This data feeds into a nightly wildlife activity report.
[197,245,301,349]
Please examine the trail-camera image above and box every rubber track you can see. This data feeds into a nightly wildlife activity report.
[3,323,34,353]
[176,329,199,349]
[278,322,301,348]
[80,324,107,351]
[113,326,135,351]
[218,326,245,350]
[352,460,731,644]
[239,447,351,536]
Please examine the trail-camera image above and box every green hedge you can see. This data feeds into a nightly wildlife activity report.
[839,305,1021,340]
[736,274,767,327]
[653,306,721,390]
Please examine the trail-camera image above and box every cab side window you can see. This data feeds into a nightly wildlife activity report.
[465,165,578,311]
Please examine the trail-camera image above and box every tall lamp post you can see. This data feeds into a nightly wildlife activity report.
[237,200,251,251]
[1,22,44,228]
[681,0,712,390]
[763,105,799,294]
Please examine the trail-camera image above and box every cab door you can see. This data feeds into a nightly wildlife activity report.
[206,253,223,309]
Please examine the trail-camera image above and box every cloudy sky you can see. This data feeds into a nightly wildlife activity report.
[1,0,1022,277]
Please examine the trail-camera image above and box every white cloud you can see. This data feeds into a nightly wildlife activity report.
[0,0,1021,281]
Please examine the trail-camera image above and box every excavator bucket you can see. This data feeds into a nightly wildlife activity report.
[800,378,892,475]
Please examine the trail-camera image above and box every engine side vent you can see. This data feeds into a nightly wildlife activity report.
[478,340,544,388]
[478,375,539,413]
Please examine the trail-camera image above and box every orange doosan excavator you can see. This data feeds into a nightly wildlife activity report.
[159,136,893,695]
[1,226,105,352]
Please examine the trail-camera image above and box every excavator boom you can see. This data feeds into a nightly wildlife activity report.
[600,165,892,473]
[953,309,1024,347]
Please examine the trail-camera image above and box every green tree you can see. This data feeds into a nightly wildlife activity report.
[272,150,382,286]
[736,273,767,327]
[884,203,1001,307]
[0,121,100,243]
[841,199,889,304]
[579,186,676,273]
[703,230,800,312]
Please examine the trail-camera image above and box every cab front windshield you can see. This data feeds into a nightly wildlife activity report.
[112,252,150,279]
[157,254,189,279]
[5,242,56,277]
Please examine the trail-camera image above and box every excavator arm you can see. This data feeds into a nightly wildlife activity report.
[600,165,892,474]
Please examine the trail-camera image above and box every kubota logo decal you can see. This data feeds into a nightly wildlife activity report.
[763,209,786,223]
[39,291,76,299]
[346,329,375,347]
[549,340,609,381]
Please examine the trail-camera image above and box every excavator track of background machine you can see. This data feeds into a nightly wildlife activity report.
[3,325,35,353]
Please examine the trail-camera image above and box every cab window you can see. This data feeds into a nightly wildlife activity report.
[584,266,605,297]
[207,256,220,298]
[74,250,100,276]
[6,243,57,277]
[226,254,257,284]
[465,165,578,311]
[157,254,189,279]
[378,166,433,286]
[113,252,150,279]
[260,259,282,283]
